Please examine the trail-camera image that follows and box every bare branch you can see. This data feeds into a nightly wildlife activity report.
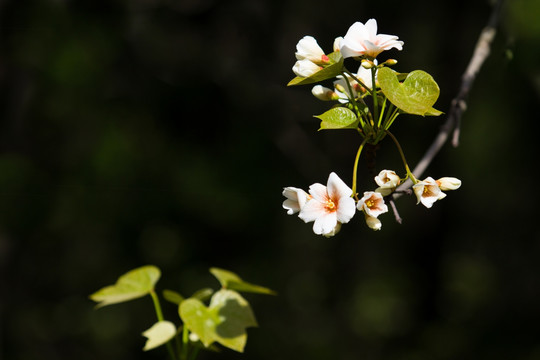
[394,0,503,199]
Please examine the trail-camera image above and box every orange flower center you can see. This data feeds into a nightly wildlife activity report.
[325,199,337,212]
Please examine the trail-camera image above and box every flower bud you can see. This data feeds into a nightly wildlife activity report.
[361,59,375,69]
[295,36,326,64]
[334,83,347,94]
[312,85,337,101]
[292,59,321,78]
[383,59,398,66]
[436,177,462,191]
[365,215,382,231]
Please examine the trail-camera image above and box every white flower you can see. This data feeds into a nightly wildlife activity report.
[298,172,356,236]
[333,36,343,52]
[436,177,462,191]
[355,61,377,91]
[340,19,404,59]
[295,36,329,65]
[358,191,388,218]
[357,191,388,231]
[374,169,401,196]
[413,177,447,208]
[292,59,322,77]
[282,187,311,215]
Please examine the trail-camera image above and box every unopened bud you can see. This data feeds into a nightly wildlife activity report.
[311,85,336,101]
[436,177,462,191]
[383,59,398,66]
[334,83,347,93]
[361,59,375,69]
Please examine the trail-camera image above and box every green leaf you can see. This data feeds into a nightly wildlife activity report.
[142,321,177,351]
[378,67,442,116]
[191,287,214,301]
[179,289,258,352]
[89,265,161,308]
[163,289,184,305]
[287,51,344,86]
[314,107,359,130]
[210,268,276,295]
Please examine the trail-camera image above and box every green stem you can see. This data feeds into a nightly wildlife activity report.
[150,290,177,360]
[371,67,379,130]
[181,322,190,360]
[344,68,374,96]
[385,130,418,184]
[383,107,400,131]
[188,346,200,360]
[341,72,366,129]
[377,97,387,129]
[352,137,369,199]
[374,106,399,144]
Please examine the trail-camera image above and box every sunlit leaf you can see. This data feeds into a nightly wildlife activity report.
[315,107,359,130]
[142,321,177,351]
[89,265,161,308]
[179,289,258,352]
[287,51,344,86]
[210,268,276,295]
[378,67,442,116]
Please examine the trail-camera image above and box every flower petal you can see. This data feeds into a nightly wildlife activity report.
[308,183,328,202]
[282,187,309,214]
[313,212,338,235]
[336,196,356,223]
[327,172,352,200]
[298,199,325,223]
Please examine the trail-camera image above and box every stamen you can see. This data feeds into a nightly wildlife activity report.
[325,199,336,211]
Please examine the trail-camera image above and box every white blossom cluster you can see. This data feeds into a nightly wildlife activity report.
[284,19,461,236]
[283,171,461,236]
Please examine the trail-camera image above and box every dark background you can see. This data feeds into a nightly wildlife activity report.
[1,0,540,359]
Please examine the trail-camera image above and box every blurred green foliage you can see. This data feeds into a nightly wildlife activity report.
[1,0,540,359]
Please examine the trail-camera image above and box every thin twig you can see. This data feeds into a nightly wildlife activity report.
[388,198,402,224]
[394,0,503,199]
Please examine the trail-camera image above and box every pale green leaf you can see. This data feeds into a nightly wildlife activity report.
[287,51,344,86]
[378,67,442,116]
[191,287,214,301]
[210,268,276,295]
[315,107,359,130]
[142,321,177,351]
[89,265,161,308]
[163,289,184,305]
[179,289,258,353]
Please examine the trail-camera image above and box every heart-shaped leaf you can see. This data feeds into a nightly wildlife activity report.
[315,107,359,130]
[210,268,276,295]
[287,51,344,86]
[142,321,177,351]
[90,265,161,308]
[179,289,257,352]
[378,67,442,116]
